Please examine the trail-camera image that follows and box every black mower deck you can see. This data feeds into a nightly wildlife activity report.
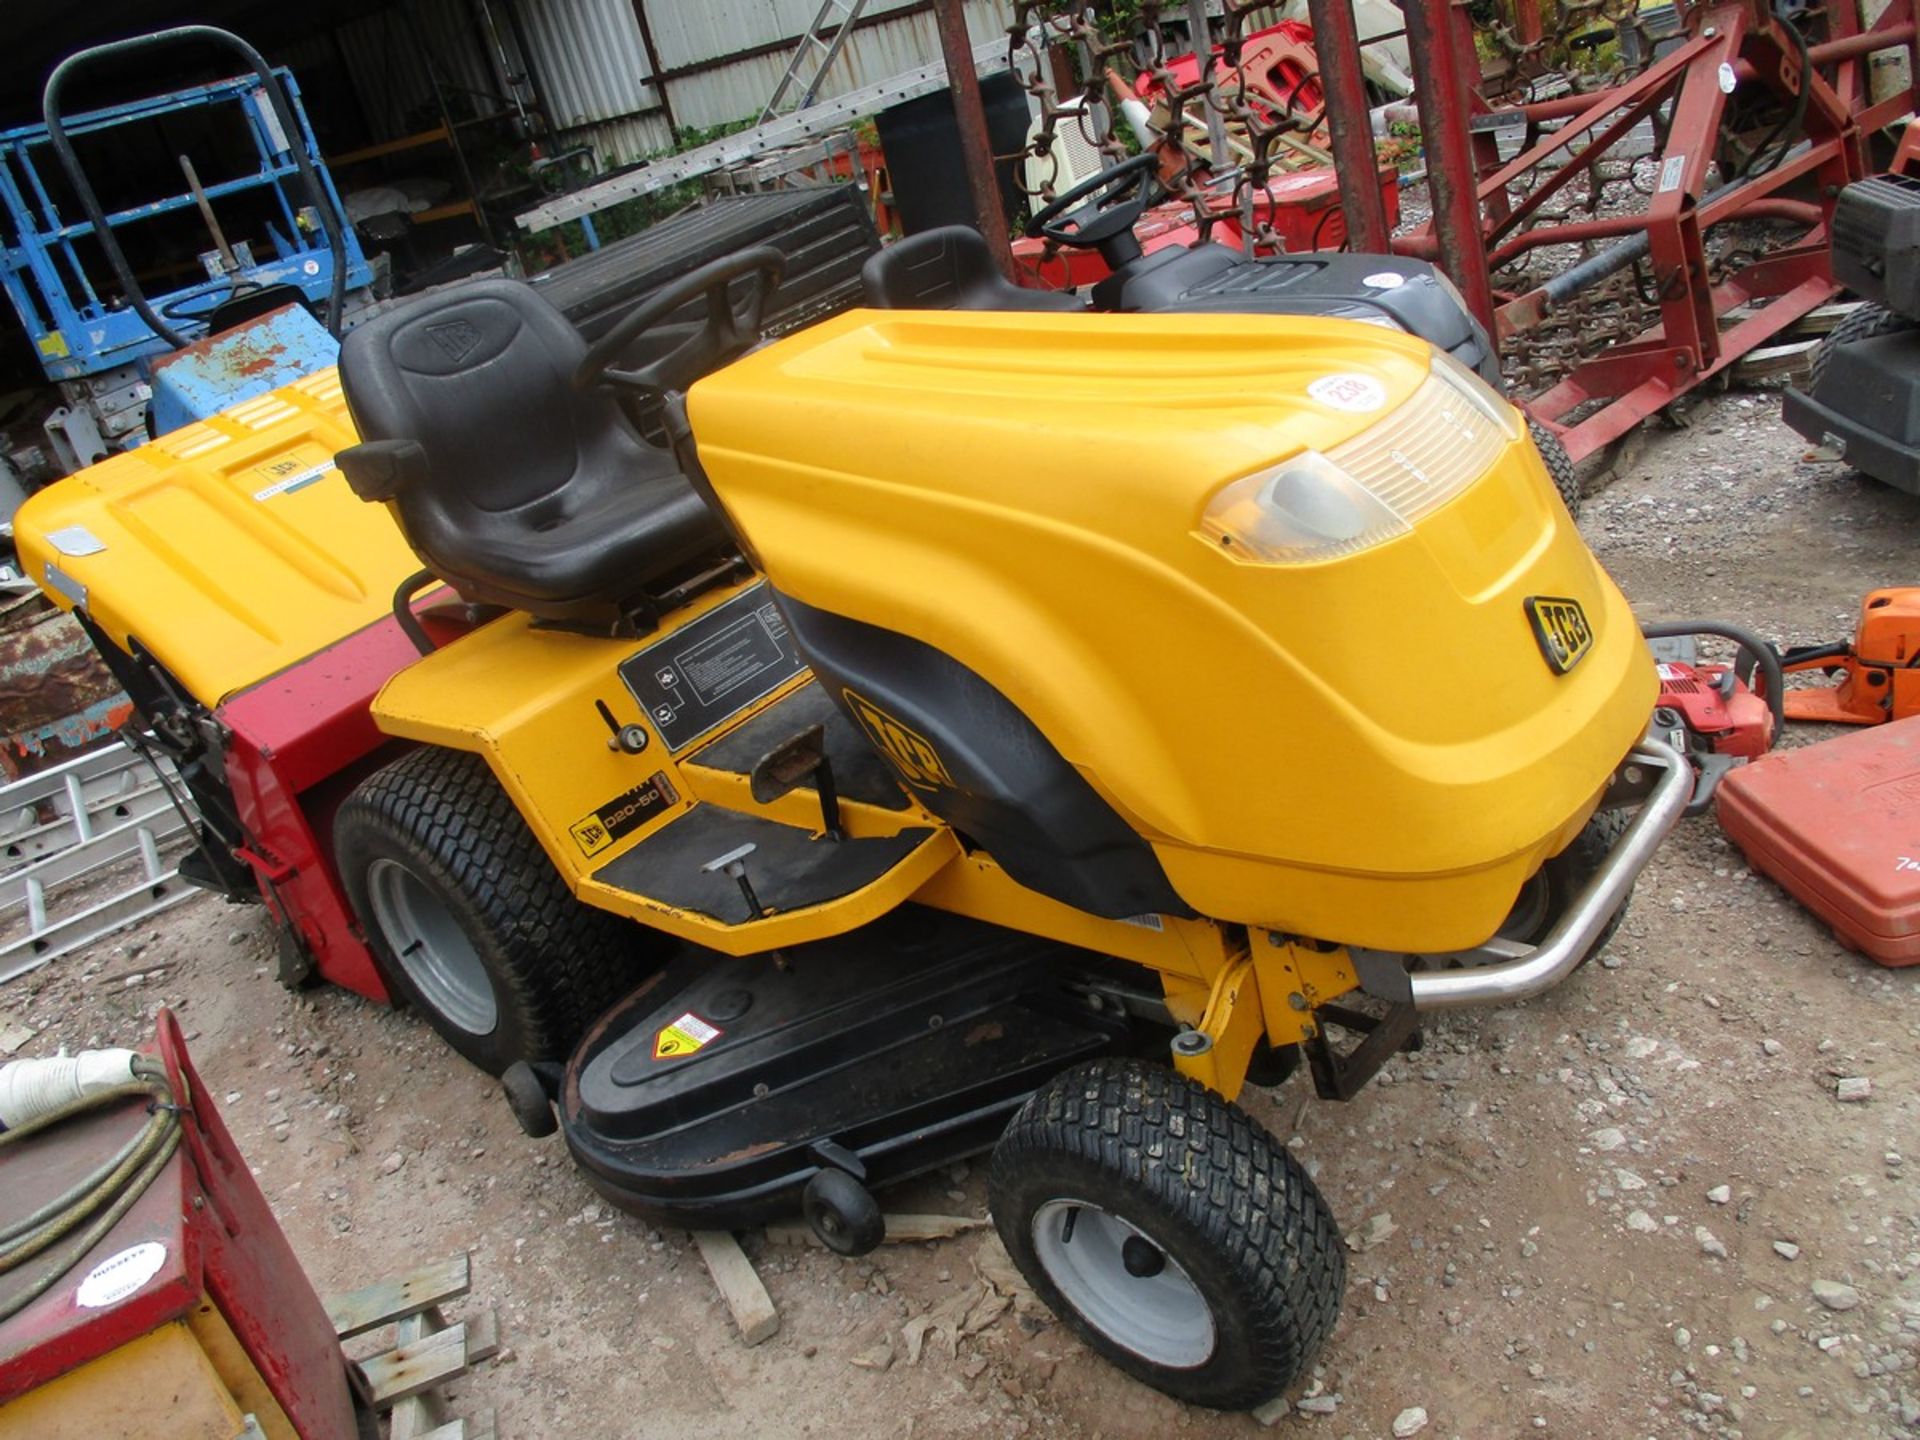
[560,907,1132,1230]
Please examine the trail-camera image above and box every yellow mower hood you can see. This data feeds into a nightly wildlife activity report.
[689,309,1655,950]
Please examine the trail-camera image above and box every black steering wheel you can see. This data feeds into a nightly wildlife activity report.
[574,246,786,398]
[1025,153,1162,268]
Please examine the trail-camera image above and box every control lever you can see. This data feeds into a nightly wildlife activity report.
[748,724,842,841]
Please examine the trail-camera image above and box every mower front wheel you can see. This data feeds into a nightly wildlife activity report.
[1527,417,1582,517]
[989,1058,1343,1411]
[335,746,667,1076]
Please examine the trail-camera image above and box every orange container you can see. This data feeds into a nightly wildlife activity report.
[1716,716,1920,966]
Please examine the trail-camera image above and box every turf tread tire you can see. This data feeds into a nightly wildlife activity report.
[335,746,663,1075]
[989,1058,1344,1410]
[1528,417,1582,516]
[1810,302,1916,389]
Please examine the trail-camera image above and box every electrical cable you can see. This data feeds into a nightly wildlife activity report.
[0,1057,183,1324]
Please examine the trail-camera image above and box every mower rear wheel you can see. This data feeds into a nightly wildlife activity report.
[1811,302,1915,389]
[989,1057,1343,1410]
[1527,417,1582,517]
[335,746,666,1075]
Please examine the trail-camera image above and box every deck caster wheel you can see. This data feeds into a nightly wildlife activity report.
[501,1061,556,1138]
[803,1167,884,1256]
[988,1057,1344,1411]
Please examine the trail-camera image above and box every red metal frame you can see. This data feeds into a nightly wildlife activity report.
[0,1012,358,1438]
[214,611,455,1005]
[1319,0,1920,460]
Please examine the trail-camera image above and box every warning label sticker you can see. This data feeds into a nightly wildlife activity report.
[654,1011,722,1061]
[1306,373,1387,414]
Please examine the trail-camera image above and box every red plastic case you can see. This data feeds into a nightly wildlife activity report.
[1715,716,1920,966]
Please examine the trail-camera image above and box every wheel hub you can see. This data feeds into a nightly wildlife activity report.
[365,857,497,1036]
[1031,1199,1215,1369]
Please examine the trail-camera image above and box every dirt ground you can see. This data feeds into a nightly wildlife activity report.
[4,384,1919,1439]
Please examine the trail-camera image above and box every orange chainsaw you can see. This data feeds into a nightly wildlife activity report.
[1772,588,1920,725]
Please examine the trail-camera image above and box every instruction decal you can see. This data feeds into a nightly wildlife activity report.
[75,1242,168,1308]
[843,690,952,790]
[570,771,679,858]
[654,1011,721,1061]
[618,581,808,752]
[1306,373,1387,413]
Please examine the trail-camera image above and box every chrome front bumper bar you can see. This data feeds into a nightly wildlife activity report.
[1392,738,1691,1012]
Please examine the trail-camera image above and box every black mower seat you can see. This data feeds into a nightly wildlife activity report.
[861,227,1084,312]
[335,278,726,627]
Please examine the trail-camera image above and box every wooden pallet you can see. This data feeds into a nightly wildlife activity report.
[326,1253,500,1439]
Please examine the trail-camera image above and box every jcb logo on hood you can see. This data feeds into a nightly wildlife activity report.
[844,690,952,789]
[1524,596,1594,675]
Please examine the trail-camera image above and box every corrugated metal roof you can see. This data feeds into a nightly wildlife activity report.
[643,0,929,74]
[516,0,662,130]
[656,0,1014,133]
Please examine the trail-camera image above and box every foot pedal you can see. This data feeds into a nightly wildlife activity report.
[748,724,842,838]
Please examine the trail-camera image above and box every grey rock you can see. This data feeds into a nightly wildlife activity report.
[1813,1280,1862,1312]
[1697,1226,1729,1259]
[1774,1241,1801,1261]
[1392,1406,1430,1437]
[1707,1185,1732,1205]
[1836,1076,1873,1102]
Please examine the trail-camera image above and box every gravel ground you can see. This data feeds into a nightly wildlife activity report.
[3,385,1918,1438]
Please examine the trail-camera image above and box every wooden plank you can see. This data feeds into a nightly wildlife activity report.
[326,1255,470,1339]
[462,1308,500,1363]
[362,1323,469,1407]
[419,1412,496,1440]
[766,1213,987,1246]
[692,1230,780,1346]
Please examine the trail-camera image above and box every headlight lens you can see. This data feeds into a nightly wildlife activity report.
[1198,449,1411,563]
[1200,353,1522,565]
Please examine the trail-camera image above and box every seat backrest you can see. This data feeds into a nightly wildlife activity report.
[339,278,624,517]
[860,227,1084,312]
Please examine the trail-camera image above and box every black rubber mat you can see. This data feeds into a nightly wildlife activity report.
[687,679,909,811]
[595,805,933,924]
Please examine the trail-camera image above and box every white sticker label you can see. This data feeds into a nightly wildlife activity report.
[75,1242,167,1309]
[252,461,335,501]
[1362,271,1406,290]
[1656,663,1683,680]
[1307,373,1388,413]
[1717,61,1737,93]
[1120,913,1165,931]
[1658,155,1687,194]
[45,525,106,557]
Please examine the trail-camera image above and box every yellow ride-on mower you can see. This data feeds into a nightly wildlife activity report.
[18,246,1686,1409]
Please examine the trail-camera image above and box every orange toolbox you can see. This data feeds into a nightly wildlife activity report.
[1715,716,1920,966]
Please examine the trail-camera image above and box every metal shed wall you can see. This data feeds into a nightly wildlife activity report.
[521,0,1012,162]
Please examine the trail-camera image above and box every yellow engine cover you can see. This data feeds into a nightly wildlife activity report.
[12,370,418,708]
[689,309,1654,951]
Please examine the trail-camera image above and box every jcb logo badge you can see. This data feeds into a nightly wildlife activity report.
[1524,596,1594,675]
[844,690,952,789]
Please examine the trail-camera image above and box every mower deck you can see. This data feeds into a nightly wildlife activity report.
[560,906,1133,1230]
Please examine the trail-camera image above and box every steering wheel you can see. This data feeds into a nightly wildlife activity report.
[1025,153,1163,266]
[574,246,786,398]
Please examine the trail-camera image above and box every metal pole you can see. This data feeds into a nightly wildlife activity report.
[1402,0,1497,337]
[932,0,1015,277]
[1185,0,1231,170]
[1305,0,1392,253]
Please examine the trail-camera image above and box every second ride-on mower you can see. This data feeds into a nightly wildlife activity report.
[16,240,1686,1409]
